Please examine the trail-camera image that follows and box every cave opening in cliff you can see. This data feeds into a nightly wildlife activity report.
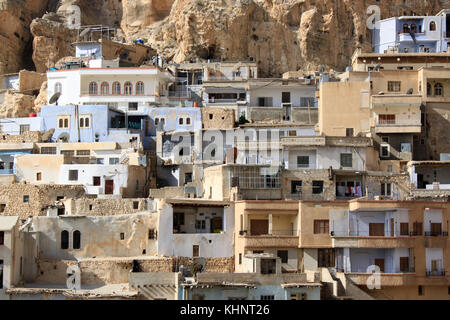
[198,45,217,60]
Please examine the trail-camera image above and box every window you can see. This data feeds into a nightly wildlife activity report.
[314,220,329,234]
[300,97,315,107]
[429,21,436,31]
[282,92,291,103]
[381,183,392,196]
[68,170,78,181]
[403,23,409,33]
[89,82,98,95]
[36,172,42,181]
[120,233,125,240]
[0,231,4,245]
[60,150,74,156]
[96,158,104,164]
[57,116,70,129]
[346,128,354,137]
[380,144,390,158]
[193,245,199,257]
[318,249,335,267]
[410,24,417,33]
[179,118,184,125]
[418,285,424,296]
[112,82,121,95]
[340,153,353,167]
[261,295,275,300]
[79,115,90,128]
[277,250,288,263]
[101,82,109,95]
[41,147,56,154]
[400,223,409,236]
[434,83,443,96]
[195,220,206,230]
[258,97,273,107]
[186,118,191,125]
[184,172,193,184]
[155,118,159,125]
[400,257,409,272]
[61,230,69,249]
[312,181,324,194]
[297,156,309,168]
[136,81,144,95]
[124,82,133,95]
[55,82,62,94]
[73,230,81,249]
[291,180,302,194]
[0,204,5,213]
[128,102,138,111]
[76,150,90,156]
[387,81,401,92]
[23,195,29,203]
[148,229,157,240]
[20,125,30,135]
[239,253,242,265]
[109,158,119,165]
[381,136,389,143]
[93,176,100,186]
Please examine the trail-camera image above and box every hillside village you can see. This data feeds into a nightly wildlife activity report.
[0,8,450,300]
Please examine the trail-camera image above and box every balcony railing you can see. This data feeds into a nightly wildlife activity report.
[331,230,412,237]
[426,270,445,277]
[240,230,297,236]
[0,169,14,175]
[424,231,448,237]
[168,90,191,98]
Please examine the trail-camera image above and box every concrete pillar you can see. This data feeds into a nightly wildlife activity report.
[268,214,273,235]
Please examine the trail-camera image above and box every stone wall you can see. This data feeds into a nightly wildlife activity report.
[365,173,411,200]
[202,108,235,129]
[70,198,149,216]
[0,184,86,218]
[0,131,41,143]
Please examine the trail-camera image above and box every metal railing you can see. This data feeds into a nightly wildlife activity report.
[424,231,448,237]
[168,90,191,98]
[240,230,298,236]
[426,269,445,277]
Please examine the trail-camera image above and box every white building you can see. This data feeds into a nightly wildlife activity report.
[47,66,175,113]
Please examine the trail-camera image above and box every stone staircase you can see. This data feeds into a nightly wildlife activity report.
[321,268,376,300]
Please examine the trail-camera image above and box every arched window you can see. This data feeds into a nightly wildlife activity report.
[101,82,109,95]
[136,81,144,95]
[61,230,69,249]
[186,117,191,125]
[430,21,436,31]
[124,82,133,95]
[79,118,84,128]
[84,117,89,128]
[89,82,98,95]
[427,82,432,96]
[112,82,121,95]
[55,82,62,94]
[59,118,64,128]
[403,23,409,33]
[73,230,81,250]
[434,83,443,96]
[64,118,69,128]
[410,24,417,33]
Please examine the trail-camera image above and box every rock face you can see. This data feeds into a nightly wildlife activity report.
[0,90,36,118]
[3,0,449,76]
[0,0,49,74]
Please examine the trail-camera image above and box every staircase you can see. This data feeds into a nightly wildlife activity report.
[321,268,376,300]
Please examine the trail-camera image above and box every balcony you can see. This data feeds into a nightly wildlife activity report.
[168,90,192,99]
[424,231,448,237]
[374,122,422,134]
[426,269,445,277]
[0,169,14,175]
[241,232,299,249]
[346,272,416,286]
[331,231,416,248]
[280,136,325,147]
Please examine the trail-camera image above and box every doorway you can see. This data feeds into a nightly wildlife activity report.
[211,217,223,233]
[105,180,114,195]
[250,219,269,236]
[374,258,385,273]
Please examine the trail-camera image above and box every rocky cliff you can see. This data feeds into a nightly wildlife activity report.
[2,0,450,76]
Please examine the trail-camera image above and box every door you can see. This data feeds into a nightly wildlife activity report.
[105,180,114,195]
[374,258,385,273]
[369,223,385,236]
[400,257,409,272]
[431,223,442,236]
[211,217,223,232]
[193,245,199,257]
[93,176,101,186]
[250,219,269,236]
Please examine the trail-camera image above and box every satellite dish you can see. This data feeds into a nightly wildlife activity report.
[407,88,414,94]
[79,28,91,39]
[57,132,70,143]
[41,128,55,142]
[49,92,61,105]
